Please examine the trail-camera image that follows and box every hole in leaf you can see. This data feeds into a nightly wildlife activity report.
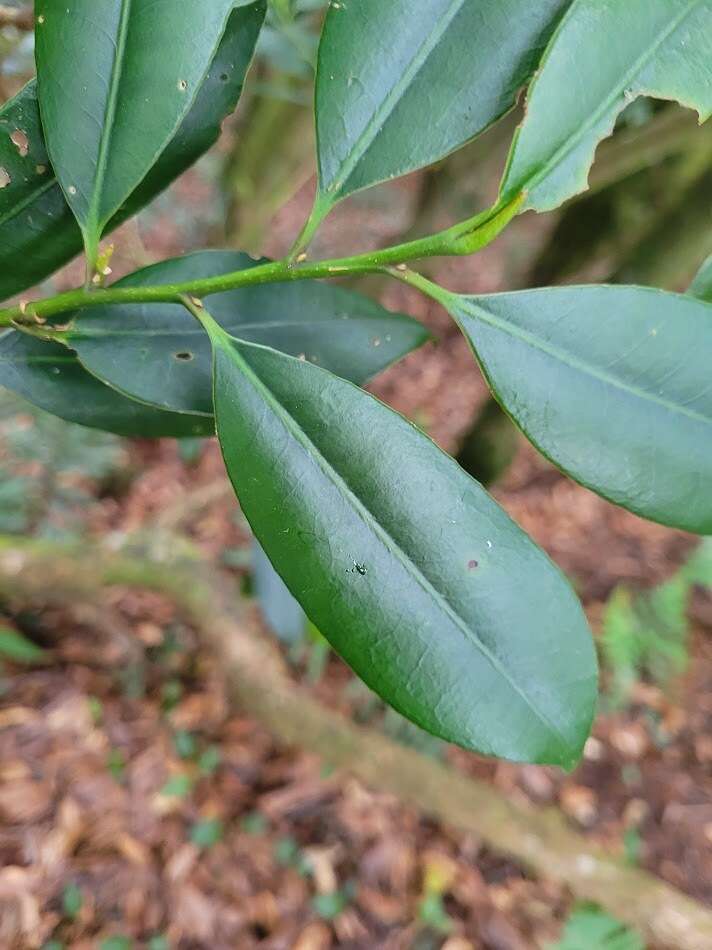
[0,167,10,189]
[174,352,194,362]
[10,130,29,157]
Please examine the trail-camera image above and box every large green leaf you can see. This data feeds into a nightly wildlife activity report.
[500,0,712,212]
[34,0,253,262]
[69,251,429,418]
[311,0,571,219]
[0,3,265,302]
[445,285,712,533]
[204,321,596,766]
[690,254,712,302]
[0,331,212,437]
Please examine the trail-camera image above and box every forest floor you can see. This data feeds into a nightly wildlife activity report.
[1,133,711,950]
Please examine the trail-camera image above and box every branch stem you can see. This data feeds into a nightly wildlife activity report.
[0,196,522,328]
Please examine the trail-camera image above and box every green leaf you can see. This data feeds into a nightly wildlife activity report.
[690,254,712,302]
[68,251,429,418]
[173,731,197,760]
[197,745,221,776]
[602,576,691,705]
[601,588,640,704]
[0,83,78,303]
[100,939,132,950]
[0,5,265,302]
[160,774,194,799]
[0,332,212,437]
[205,322,597,766]
[311,0,572,220]
[500,0,712,212]
[550,905,644,950]
[62,883,83,921]
[190,818,224,849]
[0,626,48,664]
[682,538,712,587]
[447,285,712,533]
[34,0,263,265]
[312,890,351,921]
[418,893,455,935]
[240,811,268,835]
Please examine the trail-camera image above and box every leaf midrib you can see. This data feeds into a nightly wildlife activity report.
[511,0,702,199]
[218,335,568,748]
[459,296,712,427]
[85,0,133,235]
[71,318,394,339]
[321,0,466,197]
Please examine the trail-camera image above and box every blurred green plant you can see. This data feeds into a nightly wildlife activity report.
[550,904,644,950]
[61,882,83,921]
[106,748,127,783]
[602,540,712,707]
[160,773,194,799]
[0,625,48,663]
[311,884,355,921]
[0,391,128,539]
[190,817,224,849]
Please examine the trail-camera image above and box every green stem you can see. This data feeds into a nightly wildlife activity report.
[0,195,522,328]
[83,231,100,290]
[386,266,455,308]
[179,293,219,334]
[286,194,333,262]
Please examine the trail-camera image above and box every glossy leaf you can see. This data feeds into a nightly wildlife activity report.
[0,4,265,302]
[0,331,212,437]
[69,251,429,418]
[313,0,571,213]
[206,323,596,766]
[500,0,712,212]
[447,285,712,533]
[690,254,712,302]
[34,0,253,260]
